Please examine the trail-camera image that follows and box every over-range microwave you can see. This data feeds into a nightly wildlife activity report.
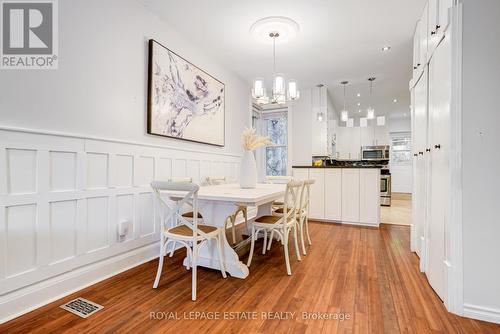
[361,145,390,161]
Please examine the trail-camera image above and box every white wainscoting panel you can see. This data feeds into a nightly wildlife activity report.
[0,128,241,323]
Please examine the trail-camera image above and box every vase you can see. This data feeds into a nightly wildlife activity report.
[239,150,257,189]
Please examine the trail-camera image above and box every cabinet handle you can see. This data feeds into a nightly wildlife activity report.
[414,153,418,157]
[436,25,441,30]
[418,151,424,155]
[426,148,431,152]
[434,144,441,149]
[413,66,418,70]
[431,31,436,35]
[417,63,421,67]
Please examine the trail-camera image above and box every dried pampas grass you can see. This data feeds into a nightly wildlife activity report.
[241,127,272,151]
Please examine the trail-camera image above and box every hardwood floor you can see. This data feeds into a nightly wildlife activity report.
[2,216,499,332]
[381,193,412,226]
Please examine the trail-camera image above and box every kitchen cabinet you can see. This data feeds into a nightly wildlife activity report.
[341,169,360,223]
[412,67,428,260]
[413,20,421,78]
[292,167,380,227]
[324,169,342,221]
[308,169,325,219]
[359,169,380,224]
[360,125,389,147]
[336,126,361,160]
[311,85,335,156]
[425,31,451,302]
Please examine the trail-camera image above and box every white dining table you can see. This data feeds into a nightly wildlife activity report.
[171,183,286,279]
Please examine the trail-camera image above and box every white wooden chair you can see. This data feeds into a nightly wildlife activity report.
[247,180,303,275]
[151,181,226,301]
[265,175,293,212]
[269,179,315,255]
[296,179,314,255]
[165,177,202,257]
[206,176,248,245]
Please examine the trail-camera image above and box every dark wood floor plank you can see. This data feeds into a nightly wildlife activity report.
[1,221,499,334]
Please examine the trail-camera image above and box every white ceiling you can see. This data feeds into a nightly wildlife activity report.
[139,0,426,119]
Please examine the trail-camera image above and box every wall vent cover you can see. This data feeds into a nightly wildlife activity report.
[60,297,104,318]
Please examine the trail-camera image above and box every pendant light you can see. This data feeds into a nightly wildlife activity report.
[251,21,300,105]
[367,77,376,120]
[316,84,325,122]
[340,81,349,122]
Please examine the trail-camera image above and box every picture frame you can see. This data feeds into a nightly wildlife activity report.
[147,39,225,146]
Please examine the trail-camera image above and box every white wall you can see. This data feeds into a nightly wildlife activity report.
[290,88,313,166]
[461,0,500,320]
[0,0,250,156]
[388,117,411,133]
[0,0,249,323]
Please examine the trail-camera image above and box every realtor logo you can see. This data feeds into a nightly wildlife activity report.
[1,0,58,69]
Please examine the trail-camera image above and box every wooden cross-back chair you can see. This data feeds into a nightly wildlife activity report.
[247,180,303,275]
[151,181,226,301]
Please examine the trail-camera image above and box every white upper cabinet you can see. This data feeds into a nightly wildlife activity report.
[428,0,439,54]
[374,125,390,146]
[413,20,421,78]
[349,127,361,160]
[419,3,429,71]
[438,0,453,32]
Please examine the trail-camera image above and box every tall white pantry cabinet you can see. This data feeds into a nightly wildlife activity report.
[410,0,461,316]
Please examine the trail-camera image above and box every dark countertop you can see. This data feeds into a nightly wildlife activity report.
[292,165,383,169]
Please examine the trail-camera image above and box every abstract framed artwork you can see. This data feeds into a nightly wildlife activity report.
[147,39,225,146]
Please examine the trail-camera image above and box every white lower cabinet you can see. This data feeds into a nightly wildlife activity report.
[308,169,325,219]
[324,169,342,221]
[359,169,381,224]
[341,169,360,223]
[292,168,380,226]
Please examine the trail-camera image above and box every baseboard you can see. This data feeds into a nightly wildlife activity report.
[0,242,160,324]
[463,303,500,324]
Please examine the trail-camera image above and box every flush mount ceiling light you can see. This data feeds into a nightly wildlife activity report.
[393,98,398,103]
[340,81,349,122]
[381,46,391,52]
[250,17,300,105]
[357,93,361,97]
[366,77,376,120]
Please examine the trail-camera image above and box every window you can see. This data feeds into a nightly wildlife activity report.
[391,133,412,165]
[265,114,287,176]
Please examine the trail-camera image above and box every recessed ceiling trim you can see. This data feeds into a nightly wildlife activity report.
[249,16,300,44]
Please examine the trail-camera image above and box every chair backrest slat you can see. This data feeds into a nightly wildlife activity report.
[206,176,227,186]
[283,180,303,222]
[266,175,293,184]
[151,181,200,238]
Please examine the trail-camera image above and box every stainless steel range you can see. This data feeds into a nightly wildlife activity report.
[380,170,391,206]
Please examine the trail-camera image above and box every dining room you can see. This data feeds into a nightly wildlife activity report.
[1,0,500,333]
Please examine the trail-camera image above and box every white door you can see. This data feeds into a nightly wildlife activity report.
[341,169,360,222]
[308,169,325,219]
[359,169,380,225]
[412,68,429,260]
[324,169,342,221]
[425,32,451,302]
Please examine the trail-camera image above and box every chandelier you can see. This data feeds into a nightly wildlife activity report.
[250,17,300,105]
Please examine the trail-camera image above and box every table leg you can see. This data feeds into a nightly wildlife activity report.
[182,202,249,279]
